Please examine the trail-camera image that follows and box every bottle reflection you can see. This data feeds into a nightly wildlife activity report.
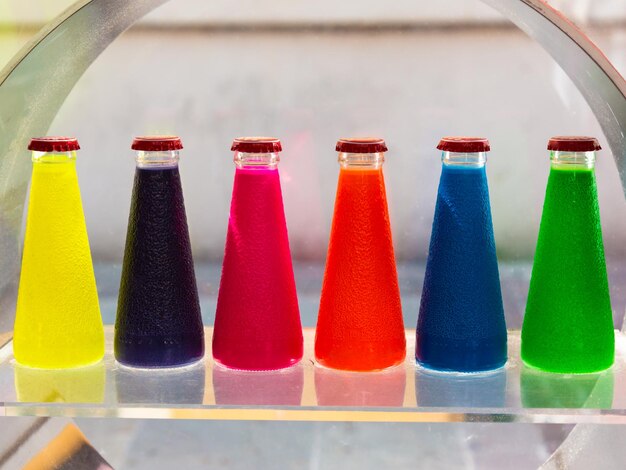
[15,362,105,403]
[521,366,613,408]
[315,365,406,407]
[212,363,303,405]
[115,362,205,404]
[415,367,506,408]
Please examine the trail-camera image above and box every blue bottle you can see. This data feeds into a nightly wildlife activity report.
[416,137,507,372]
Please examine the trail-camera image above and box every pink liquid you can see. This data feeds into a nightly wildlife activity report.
[213,168,303,370]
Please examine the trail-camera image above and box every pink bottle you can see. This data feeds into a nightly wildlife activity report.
[213,137,303,370]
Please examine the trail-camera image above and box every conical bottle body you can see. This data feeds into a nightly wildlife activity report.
[115,165,204,367]
[213,166,303,370]
[316,163,405,371]
[522,164,614,373]
[417,161,507,372]
[14,152,104,368]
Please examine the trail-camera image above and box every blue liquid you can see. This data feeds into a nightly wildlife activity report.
[115,167,204,368]
[416,164,507,372]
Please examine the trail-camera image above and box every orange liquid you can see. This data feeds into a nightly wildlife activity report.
[315,167,405,371]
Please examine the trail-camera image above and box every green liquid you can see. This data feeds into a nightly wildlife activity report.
[521,165,614,373]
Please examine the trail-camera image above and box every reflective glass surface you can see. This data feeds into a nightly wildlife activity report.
[1,326,624,423]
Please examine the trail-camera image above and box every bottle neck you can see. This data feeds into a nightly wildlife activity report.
[338,152,385,170]
[442,151,486,168]
[550,150,595,169]
[234,151,280,169]
[136,150,179,168]
[31,151,77,163]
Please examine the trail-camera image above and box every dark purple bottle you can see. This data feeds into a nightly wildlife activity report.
[115,136,204,368]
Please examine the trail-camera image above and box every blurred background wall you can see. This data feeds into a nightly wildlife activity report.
[1,0,625,263]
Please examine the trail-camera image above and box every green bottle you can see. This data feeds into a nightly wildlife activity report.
[521,136,614,373]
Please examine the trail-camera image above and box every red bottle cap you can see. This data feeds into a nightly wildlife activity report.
[231,137,282,153]
[131,136,183,151]
[28,137,80,152]
[547,136,601,152]
[335,137,388,153]
[437,137,490,153]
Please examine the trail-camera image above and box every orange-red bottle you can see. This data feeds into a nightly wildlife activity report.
[315,138,406,371]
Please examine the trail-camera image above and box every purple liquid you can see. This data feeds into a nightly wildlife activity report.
[115,166,204,367]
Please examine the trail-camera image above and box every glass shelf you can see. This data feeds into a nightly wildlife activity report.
[1,327,625,424]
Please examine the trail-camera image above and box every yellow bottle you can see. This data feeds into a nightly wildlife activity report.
[13,137,104,368]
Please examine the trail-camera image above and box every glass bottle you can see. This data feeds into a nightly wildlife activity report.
[13,137,104,368]
[315,137,406,371]
[521,136,614,373]
[115,136,204,368]
[213,137,303,370]
[416,137,507,372]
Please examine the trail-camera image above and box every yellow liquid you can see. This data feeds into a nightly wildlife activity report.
[13,156,104,368]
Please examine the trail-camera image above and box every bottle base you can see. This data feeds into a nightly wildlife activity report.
[115,334,205,369]
[415,333,507,373]
[521,356,614,375]
[116,355,205,370]
[315,356,405,373]
[212,356,302,372]
[415,358,506,375]
[14,355,104,371]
